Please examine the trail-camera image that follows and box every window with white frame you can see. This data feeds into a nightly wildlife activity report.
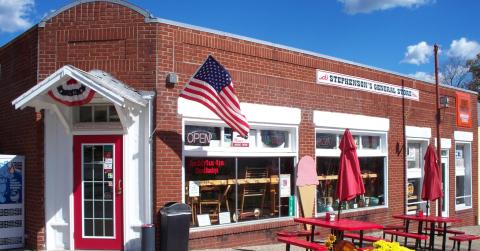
[406,140,428,214]
[315,129,387,214]
[74,104,120,123]
[455,143,472,209]
[183,121,297,228]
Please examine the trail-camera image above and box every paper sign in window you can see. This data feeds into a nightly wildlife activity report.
[189,181,200,197]
[218,212,231,224]
[280,174,291,197]
[196,214,211,227]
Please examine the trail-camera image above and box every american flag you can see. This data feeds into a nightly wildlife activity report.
[180,55,250,137]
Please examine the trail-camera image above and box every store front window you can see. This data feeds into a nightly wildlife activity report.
[315,130,387,214]
[406,141,428,214]
[184,122,297,228]
[455,143,472,209]
[185,157,295,227]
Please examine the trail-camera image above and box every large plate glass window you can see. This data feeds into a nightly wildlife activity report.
[315,129,387,214]
[183,122,297,228]
[455,143,472,210]
[406,140,428,214]
[185,157,294,227]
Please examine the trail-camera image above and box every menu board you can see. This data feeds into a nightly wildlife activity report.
[0,155,24,250]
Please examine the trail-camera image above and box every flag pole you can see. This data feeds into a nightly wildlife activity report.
[434,44,443,217]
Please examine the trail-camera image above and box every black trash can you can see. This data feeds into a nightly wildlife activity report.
[159,202,191,251]
[141,224,155,251]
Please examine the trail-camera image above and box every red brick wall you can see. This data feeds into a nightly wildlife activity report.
[1,1,478,250]
[38,1,157,90]
[155,22,478,249]
[28,1,158,249]
[0,28,45,249]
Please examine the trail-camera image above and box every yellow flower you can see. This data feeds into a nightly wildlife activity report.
[371,240,414,251]
[325,240,332,248]
[324,234,336,250]
[329,234,336,242]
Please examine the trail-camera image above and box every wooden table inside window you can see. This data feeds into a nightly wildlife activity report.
[294,217,384,247]
[193,176,281,222]
[393,214,461,251]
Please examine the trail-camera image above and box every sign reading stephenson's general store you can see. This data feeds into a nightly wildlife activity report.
[316,70,420,101]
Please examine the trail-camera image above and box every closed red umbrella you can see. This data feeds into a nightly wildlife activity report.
[421,144,443,215]
[336,129,365,219]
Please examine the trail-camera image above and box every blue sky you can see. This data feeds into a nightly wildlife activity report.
[1,0,479,83]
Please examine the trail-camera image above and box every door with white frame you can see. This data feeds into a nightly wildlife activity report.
[406,140,428,214]
[440,149,449,217]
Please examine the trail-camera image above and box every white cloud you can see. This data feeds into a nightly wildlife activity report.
[338,0,434,14]
[446,37,480,60]
[409,71,434,82]
[401,41,434,65]
[0,0,34,33]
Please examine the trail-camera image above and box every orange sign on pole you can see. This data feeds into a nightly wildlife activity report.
[456,92,472,128]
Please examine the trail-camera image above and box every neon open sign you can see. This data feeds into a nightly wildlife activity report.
[186,130,212,146]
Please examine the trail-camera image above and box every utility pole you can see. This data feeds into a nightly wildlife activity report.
[434,44,443,217]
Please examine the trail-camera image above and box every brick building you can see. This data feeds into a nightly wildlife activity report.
[0,0,477,250]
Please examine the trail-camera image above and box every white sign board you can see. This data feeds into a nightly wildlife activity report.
[317,70,420,101]
[280,174,291,197]
[196,214,211,227]
[218,212,231,225]
[189,181,200,197]
[0,155,25,250]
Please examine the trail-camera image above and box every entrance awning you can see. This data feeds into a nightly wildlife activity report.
[12,65,147,110]
[12,65,149,132]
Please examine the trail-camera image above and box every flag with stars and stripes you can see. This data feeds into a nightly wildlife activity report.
[180,55,250,137]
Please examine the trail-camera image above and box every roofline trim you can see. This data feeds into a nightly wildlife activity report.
[39,0,155,28]
[151,17,478,95]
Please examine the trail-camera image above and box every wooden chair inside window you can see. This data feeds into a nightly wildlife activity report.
[240,167,269,215]
[199,185,231,220]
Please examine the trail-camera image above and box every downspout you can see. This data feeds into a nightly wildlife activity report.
[142,92,156,223]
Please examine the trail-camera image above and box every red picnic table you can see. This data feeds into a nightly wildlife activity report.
[393,214,461,251]
[294,217,384,247]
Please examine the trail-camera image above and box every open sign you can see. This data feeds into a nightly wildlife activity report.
[186,130,212,146]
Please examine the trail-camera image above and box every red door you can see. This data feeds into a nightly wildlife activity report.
[73,135,123,250]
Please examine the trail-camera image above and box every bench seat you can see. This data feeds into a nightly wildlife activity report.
[383,230,429,240]
[344,233,385,242]
[424,227,465,235]
[383,230,428,249]
[277,236,328,251]
[449,235,480,251]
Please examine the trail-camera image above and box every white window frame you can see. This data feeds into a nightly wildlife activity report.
[405,139,429,215]
[315,128,388,215]
[182,118,297,155]
[455,141,472,211]
[182,118,299,230]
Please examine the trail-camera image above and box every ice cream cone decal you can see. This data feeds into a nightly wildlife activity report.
[296,155,319,228]
[298,185,316,218]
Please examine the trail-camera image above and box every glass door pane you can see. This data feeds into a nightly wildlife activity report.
[82,144,115,238]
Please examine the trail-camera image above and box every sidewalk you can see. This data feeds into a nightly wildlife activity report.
[192,225,480,251]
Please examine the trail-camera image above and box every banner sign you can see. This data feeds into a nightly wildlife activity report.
[0,155,24,250]
[456,92,472,128]
[48,78,95,106]
[316,70,420,101]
